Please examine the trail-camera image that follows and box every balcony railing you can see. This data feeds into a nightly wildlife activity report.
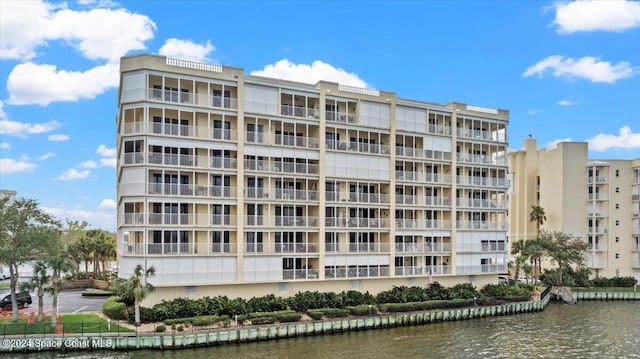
[394,265,452,276]
[147,183,236,198]
[456,176,508,188]
[456,153,507,166]
[588,227,609,234]
[456,221,507,230]
[395,219,452,230]
[456,264,507,274]
[588,193,608,201]
[325,191,389,204]
[122,152,238,170]
[325,218,390,229]
[426,124,451,136]
[394,242,452,253]
[456,198,504,209]
[587,176,607,183]
[395,146,452,162]
[275,189,319,201]
[325,111,356,124]
[140,214,238,226]
[456,128,507,142]
[274,216,319,227]
[122,122,239,142]
[122,242,238,256]
[325,140,390,155]
[395,171,451,184]
[280,104,320,119]
[274,242,319,254]
[144,87,238,109]
[245,131,320,149]
[324,266,390,279]
[283,269,320,280]
[244,159,320,175]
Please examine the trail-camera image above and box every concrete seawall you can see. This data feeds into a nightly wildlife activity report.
[574,291,640,301]
[0,296,551,353]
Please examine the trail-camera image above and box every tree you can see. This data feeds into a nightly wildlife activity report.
[529,205,546,235]
[540,231,589,286]
[124,264,156,326]
[0,197,61,322]
[20,261,49,322]
[77,236,93,276]
[48,256,75,327]
[510,239,527,280]
[523,237,547,284]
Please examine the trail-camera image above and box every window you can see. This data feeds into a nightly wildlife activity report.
[616,187,619,193]
[615,220,619,226]
[615,237,619,243]
[616,203,619,209]
[615,253,619,259]
[615,169,619,177]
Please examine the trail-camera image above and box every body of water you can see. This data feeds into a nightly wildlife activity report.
[7,301,640,359]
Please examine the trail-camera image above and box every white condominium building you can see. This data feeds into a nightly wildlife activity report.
[508,137,640,280]
[117,54,509,303]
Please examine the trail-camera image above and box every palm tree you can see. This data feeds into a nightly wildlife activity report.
[511,239,527,280]
[47,257,74,327]
[524,237,546,284]
[529,205,547,235]
[125,264,156,326]
[77,236,93,276]
[20,261,49,322]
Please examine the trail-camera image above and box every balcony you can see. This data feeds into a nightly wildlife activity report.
[394,265,452,276]
[324,266,390,279]
[275,189,319,201]
[456,128,507,142]
[274,242,319,254]
[325,110,356,124]
[122,122,239,142]
[426,124,451,136]
[456,176,508,188]
[394,242,452,253]
[587,176,607,183]
[456,264,507,274]
[395,219,452,230]
[456,198,503,209]
[325,217,390,229]
[346,192,390,204]
[280,104,320,119]
[395,146,452,162]
[588,227,608,234]
[456,153,507,166]
[122,242,238,256]
[142,213,237,227]
[147,183,237,198]
[274,216,319,227]
[143,87,238,109]
[244,159,319,175]
[122,152,238,170]
[246,131,320,149]
[326,140,390,155]
[283,269,320,280]
[588,193,608,201]
[456,221,507,231]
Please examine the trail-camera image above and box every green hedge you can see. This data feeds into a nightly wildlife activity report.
[250,316,276,325]
[82,290,115,297]
[307,308,350,320]
[164,314,230,327]
[346,305,377,316]
[102,296,127,320]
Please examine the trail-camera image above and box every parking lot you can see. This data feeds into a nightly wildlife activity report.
[0,286,108,315]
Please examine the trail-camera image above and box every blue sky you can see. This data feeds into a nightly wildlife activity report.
[1,0,639,231]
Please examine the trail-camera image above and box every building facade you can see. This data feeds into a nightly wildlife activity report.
[117,54,509,303]
[508,137,640,280]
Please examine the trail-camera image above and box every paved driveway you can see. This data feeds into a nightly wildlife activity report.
[0,288,109,315]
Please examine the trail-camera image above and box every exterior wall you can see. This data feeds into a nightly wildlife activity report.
[116,54,510,303]
[508,137,640,280]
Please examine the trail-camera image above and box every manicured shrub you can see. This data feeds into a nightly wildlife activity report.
[307,308,350,320]
[102,296,127,320]
[250,316,276,325]
[275,312,302,323]
[177,325,184,332]
[346,305,376,316]
[155,325,166,332]
[126,306,156,324]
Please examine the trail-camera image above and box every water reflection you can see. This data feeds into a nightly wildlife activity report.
[6,301,640,359]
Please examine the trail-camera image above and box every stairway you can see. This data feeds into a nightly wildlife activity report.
[553,286,576,304]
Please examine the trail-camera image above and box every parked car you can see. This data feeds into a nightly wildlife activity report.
[0,291,32,309]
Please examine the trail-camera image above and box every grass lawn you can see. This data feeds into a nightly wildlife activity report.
[0,313,133,335]
[572,287,637,293]
[0,283,10,290]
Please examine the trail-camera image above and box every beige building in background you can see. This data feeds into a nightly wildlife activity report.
[116,54,510,304]
[508,137,640,280]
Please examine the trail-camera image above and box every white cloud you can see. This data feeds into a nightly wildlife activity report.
[158,38,215,62]
[0,101,6,120]
[0,0,156,61]
[523,55,636,84]
[0,142,11,149]
[546,138,573,149]
[78,159,98,169]
[41,202,116,231]
[0,157,38,174]
[553,0,640,34]
[6,62,119,106]
[250,59,369,88]
[527,109,544,116]
[98,198,117,211]
[48,133,70,141]
[557,100,578,106]
[0,118,61,138]
[38,152,55,161]
[588,126,640,151]
[96,144,116,157]
[56,168,90,181]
